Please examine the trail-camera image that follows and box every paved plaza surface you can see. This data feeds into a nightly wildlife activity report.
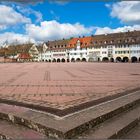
[0,62,140,114]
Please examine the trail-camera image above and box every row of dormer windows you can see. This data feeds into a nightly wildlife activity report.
[91,39,137,45]
[48,40,139,50]
[49,44,67,49]
[68,39,138,47]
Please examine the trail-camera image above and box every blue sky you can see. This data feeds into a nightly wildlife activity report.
[0,0,140,45]
[38,1,120,27]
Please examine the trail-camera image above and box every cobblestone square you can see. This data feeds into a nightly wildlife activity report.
[0,62,140,110]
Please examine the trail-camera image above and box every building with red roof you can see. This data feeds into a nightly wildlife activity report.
[17,53,32,62]
[38,30,140,63]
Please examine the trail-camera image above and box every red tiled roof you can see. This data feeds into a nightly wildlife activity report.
[67,36,92,48]
[18,53,31,59]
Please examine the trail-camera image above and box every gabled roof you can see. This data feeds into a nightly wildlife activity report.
[67,36,92,48]
[45,39,70,50]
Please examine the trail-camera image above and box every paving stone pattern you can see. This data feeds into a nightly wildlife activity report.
[0,62,140,110]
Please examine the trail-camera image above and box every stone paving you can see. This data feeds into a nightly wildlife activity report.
[0,62,140,111]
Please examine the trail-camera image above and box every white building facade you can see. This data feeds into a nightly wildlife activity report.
[37,31,140,63]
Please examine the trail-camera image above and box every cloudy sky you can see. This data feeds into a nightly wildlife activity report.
[0,0,140,45]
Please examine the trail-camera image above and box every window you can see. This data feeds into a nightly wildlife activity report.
[102,51,107,54]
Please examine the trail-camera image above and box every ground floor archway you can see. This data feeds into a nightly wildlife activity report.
[57,58,60,62]
[82,58,86,62]
[131,56,138,63]
[49,59,51,62]
[67,59,70,62]
[52,59,56,62]
[45,60,48,62]
[122,57,129,63]
[61,58,65,62]
[102,57,109,62]
[116,57,122,62]
[76,58,81,62]
[71,58,75,62]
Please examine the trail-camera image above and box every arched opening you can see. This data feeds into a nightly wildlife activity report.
[42,59,44,62]
[61,58,65,62]
[67,59,70,62]
[102,57,109,62]
[71,58,75,62]
[82,58,86,62]
[98,58,100,62]
[131,56,138,63]
[139,57,140,62]
[57,58,60,62]
[122,57,129,63]
[45,60,48,62]
[52,59,56,62]
[76,58,81,62]
[49,59,51,62]
[110,58,114,62]
[116,57,122,62]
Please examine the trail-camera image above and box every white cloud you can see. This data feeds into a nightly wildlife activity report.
[16,6,42,23]
[26,20,94,41]
[107,1,140,24]
[0,32,35,46]
[95,25,140,35]
[0,4,31,30]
